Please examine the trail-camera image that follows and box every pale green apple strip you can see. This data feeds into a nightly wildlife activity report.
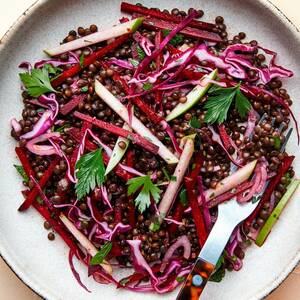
[255,178,300,247]
[149,138,194,231]
[165,69,218,121]
[44,17,144,56]
[59,213,113,274]
[205,159,257,200]
[95,80,179,164]
[104,122,131,176]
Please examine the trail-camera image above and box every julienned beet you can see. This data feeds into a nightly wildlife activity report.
[11,2,299,294]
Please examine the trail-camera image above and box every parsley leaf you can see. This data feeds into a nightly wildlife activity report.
[273,136,281,150]
[136,45,146,60]
[189,116,202,128]
[162,167,171,181]
[142,82,153,90]
[176,276,186,283]
[235,88,252,118]
[150,61,157,69]
[75,149,105,200]
[179,188,188,207]
[209,254,225,282]
[44,64,62,76]
[170,175,177,181]
[14,165,29,183]
[81,86,88,93]
[162,29,184,46]
[204,84,251,124]
[127,175,161,213]
[19,66,57,97]
[36,196,44,205]
[129,58,139,68]
[90,242,112,265]
[53,123,70,133]
[79,53,85,68]
[150,219,161,232]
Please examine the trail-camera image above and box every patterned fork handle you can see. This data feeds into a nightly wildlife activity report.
[176,258,215,300]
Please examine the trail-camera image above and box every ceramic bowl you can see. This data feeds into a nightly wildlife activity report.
[0,0,299,299]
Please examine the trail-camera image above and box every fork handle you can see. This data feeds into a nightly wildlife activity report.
[176,258,215,300]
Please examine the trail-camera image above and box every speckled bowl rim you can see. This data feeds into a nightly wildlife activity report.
[0,1,299,299]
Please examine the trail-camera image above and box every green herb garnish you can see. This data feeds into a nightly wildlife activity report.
[19,65,57,97]
[176,276,186,283]
[81,86,88,93]
[204,83,252,125]
[129,58,139,68]
[142,82,153,91]
[90,242,112,265]
[273,136,281,150]
[53,123,70,133]
[252,194,261,204]
[162,167,171,181]
[189,116,202,128]
[14,165,29,183]
[150,219,161,232]
[179,188,188,207]
[150,61,157,69]
[209,254,225,282]
[137,45,146,60]
[127,175,161,213]
[75,149,105,200]
[79,53,85,68]
[36,196,44,205]
[44,64,62,77]
[162,29,184,46]
[119,277,130,286]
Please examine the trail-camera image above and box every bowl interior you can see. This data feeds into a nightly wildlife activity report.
[0,0,299,299]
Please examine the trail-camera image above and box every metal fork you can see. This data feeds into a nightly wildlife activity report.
[176,196,259,300]
[176,125,293,300]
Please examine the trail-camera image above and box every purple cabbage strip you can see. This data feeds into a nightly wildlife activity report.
[26,132,60,156]
[129,47,196,86]
[160,235,191,272]
[34,54,79,69]
[259,45,293,80]
[197,176,212,232]
[30,175,55,210]
[194,44,246,79]
[153,267,192,294]
[10,118,22,133]
[54,203,91,222]
[222,43,293,83]
[95,221,131,241]
[237,159,267,203]
[208,126,243,167]
[20,93,58,140]
[126,240,158,283]
[109,58,134,70]
[244,109,258,138]
[68,251,91,293]
[248,85,299,144]
[100,185,113,214]
[132,10,199,79]
[21,110,53,140]
[18,61,32,72]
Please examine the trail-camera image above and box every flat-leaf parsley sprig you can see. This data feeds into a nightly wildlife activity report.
[204,83,252,124]
[19,65,57,97]
[127,175,161,213]
[75,149,106,200]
